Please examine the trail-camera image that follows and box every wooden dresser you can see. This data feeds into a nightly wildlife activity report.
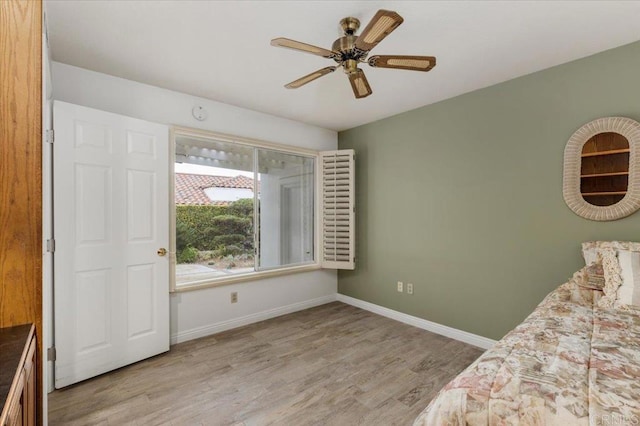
[0,325,37,426]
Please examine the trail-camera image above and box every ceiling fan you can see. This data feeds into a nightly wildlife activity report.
[271,9,436,99]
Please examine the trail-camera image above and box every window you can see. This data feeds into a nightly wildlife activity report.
[170,128,354,290]
[256,148,315,270]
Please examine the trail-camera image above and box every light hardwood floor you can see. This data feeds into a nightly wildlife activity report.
[49,302,484,425]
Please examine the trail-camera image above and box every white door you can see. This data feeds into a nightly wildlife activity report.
[53,101,170,388]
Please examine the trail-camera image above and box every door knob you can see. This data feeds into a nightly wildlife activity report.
[157,248,167,256]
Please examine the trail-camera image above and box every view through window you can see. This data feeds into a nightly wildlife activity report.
[174,134,315,287]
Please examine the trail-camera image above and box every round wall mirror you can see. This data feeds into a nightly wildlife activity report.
[563,117,640,221]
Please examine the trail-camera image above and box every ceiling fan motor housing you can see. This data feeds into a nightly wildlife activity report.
[332,35,357,54]
[333,17,370,72]
[332,35,367,70]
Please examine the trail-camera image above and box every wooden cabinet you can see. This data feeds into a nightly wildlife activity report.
[0,325,37,426]
[0,0,43,422]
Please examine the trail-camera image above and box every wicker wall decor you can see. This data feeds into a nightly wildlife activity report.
[563,117,640,221]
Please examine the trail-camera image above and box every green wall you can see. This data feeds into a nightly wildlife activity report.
[338,41,640,341]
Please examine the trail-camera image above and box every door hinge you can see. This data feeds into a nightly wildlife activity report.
[47,347,56,362]
[46,239,55,253]
[45,129,54,144]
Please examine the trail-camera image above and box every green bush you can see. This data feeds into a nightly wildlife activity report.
[212,234,246,248]
[215,244,243,257]
[175,221,195,252]
[211,215,252,236]
[228,198,253,217]
[177,246,198,263]
[175,199,254,254]
[176,205,228,231]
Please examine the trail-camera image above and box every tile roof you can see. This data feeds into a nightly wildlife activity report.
[175,173,254,206]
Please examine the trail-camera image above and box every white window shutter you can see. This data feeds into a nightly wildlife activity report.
[320,149,355,270]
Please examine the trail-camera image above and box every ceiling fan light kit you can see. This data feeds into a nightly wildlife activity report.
[271,9,436,99]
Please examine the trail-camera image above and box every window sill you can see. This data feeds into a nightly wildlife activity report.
[171,263,322,293]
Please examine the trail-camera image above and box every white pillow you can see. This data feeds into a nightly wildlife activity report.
[582,241,640,265]
[616,248,640,308]
[585,241,640,310]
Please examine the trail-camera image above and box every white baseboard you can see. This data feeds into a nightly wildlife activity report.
[170,294,337,344]
[171,292,497,350]
[336,294,497,350]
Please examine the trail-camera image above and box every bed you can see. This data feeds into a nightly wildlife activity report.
[414,243,640,425]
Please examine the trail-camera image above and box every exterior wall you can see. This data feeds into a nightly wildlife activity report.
[204,187,253,202]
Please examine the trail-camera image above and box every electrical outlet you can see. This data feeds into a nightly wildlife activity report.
[231,292,238,303]
[397,281,403,292]
[407,283,414,295]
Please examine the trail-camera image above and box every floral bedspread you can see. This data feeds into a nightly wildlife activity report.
[414,281,640,425]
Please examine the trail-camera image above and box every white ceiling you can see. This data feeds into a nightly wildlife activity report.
[46,1,640,131]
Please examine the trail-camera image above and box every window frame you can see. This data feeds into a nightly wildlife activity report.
[169,126,322,292]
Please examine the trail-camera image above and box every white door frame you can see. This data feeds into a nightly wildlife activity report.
[41,11,54,426]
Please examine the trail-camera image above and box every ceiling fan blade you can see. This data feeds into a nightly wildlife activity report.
[271,37,337,59]
[285,66,336,89]
[354,10,403,52]
[368,55,436,72]
[348,69,372,99]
